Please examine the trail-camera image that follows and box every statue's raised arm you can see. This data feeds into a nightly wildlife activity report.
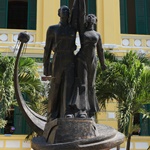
[78,0,86,37]
[70,0,79,31]
[70,0,86,37]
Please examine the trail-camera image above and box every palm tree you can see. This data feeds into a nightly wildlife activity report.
[96,51,120,107]
[117,52,150,150]
[96,51,150,150]
[0,55,16,128]
[0,55,47,131]
[18,57,47,115]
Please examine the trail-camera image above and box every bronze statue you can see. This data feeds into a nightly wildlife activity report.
[44,0,106,119]
[43,5,77,120]
[70,0,106,118]
[14,1,124,149]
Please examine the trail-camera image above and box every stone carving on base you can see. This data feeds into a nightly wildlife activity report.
[14,0,124,150]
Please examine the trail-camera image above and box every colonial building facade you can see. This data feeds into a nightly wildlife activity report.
[0,0,150,56]
[0,0,150,149]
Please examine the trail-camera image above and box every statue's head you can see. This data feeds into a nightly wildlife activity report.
[85,14,97,25]
[58,5,70,19]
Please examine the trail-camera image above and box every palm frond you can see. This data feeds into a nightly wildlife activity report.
[96,50,150,138]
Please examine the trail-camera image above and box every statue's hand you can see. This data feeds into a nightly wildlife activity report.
[101,64,107,71]
[44,67,50,76]
[44,62,52,76]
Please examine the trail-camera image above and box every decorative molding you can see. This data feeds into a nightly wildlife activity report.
[103,44,118,49]
[0,30,36,43]
[107,112,116,119]
[22,141,31,148]
[0,34,8,41]
[135,142,149,149]
[6,140,20,148]
[13,34,18,42]
[0,141,4,148]
[121,35,150,48]
[122,39,129,46]
[134,39,142,47]
[29,34,34,43]
[146,40,150,47]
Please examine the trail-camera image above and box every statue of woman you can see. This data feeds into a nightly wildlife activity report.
[70,0,106,118]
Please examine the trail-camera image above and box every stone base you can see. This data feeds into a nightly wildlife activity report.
[32,118,124,150]
[43,118,101,144]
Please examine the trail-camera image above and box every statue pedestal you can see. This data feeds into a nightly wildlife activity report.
[31,118,124,150]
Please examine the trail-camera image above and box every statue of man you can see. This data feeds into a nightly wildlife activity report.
[43,5,77,121]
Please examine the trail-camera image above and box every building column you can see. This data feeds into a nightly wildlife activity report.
[36,0,43,42]
[97,0,121,45]
[42,0,60,41]
[96,0,104,41]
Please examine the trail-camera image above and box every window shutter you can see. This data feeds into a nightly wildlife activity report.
[61,0,69,6]
[14,109,24,134]
[0,102,4,134]
[14,93,32,134]
[140,104,150,136]
[0,129,4,134]
[27,0,37,30]
[146,0,150,34]
[135,0,147,34]
[14,106,23,134]
[0,102,5,133]
[0,0,8,28]
[14,106,32,134]
[87,0,96,15]
[120,0,128,33]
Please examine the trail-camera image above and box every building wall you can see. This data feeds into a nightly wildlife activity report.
[0,135,31,150]
[0,135,150,150]
[97,101,118,129]
[1,0,150,58]
[97,102,150,150]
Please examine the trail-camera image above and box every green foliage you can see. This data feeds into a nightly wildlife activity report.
[18,57,47,115]
[96,52,122,108]
[96,51,150,138]
[0,55,47,128]
[0,55,16,109]
[0,119,7,128]
[0,55,16,127]
[19,57,38,76]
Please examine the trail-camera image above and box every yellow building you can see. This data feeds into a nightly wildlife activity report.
[1,0,150,57]
[0,0,150,150]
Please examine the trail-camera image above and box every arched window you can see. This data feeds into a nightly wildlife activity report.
[0,0,37,30]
